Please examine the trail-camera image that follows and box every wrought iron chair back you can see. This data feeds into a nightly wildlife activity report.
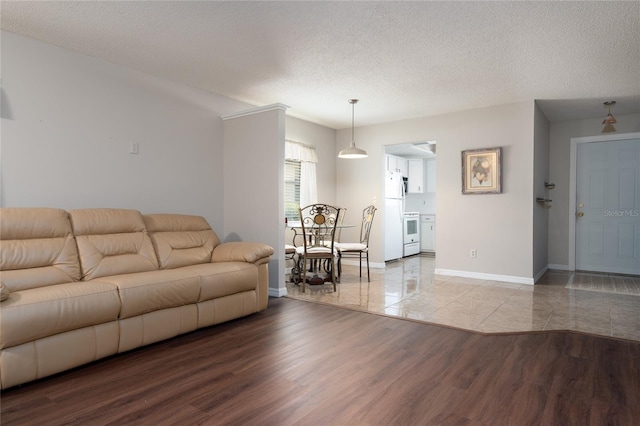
[336,205,377,282]
[333,207,346,243]
[297,204,342,292]
[300,204,340,250]
[359,205,376,245]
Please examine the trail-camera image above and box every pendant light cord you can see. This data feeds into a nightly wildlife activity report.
[351,101,355,144]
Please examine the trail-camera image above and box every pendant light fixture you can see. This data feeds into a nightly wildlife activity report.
[338,99,368,159]
[602,101,617,133]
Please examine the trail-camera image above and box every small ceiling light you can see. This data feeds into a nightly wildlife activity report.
[602,101,617,133]
[338,99,368,159]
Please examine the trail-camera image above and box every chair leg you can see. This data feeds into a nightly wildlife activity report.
[331,258,337,292]
[359,253,362,278]
[301,256,307,292]
[290,254,299,283]
[337,253,342,279]
[366,252,370,282]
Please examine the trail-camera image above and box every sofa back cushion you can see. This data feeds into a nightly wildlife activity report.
[70,209,158,280]
[0,208,81,291]
[143,214,220,269]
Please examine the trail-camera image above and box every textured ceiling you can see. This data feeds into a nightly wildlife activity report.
[2,1,639,129]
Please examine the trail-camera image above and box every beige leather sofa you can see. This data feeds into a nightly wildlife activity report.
[0,207,273,389]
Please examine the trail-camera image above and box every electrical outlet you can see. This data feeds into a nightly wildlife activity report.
[470,249,477,258]
[130,142,139,154]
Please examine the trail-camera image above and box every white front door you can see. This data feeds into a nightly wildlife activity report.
[575,138,640,274]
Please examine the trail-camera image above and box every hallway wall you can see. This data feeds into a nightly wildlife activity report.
[336,101,537,283]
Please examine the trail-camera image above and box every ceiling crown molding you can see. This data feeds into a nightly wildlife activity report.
[221,103,290,121]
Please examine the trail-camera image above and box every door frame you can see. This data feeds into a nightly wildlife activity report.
[568,132,640,271]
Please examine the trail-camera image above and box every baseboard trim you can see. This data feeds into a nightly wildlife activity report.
[534,265,548,283]
[269,286,288,297]
[434,268,534,285]
[548,264,572,271]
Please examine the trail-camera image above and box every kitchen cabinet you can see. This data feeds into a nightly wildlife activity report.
[397,157,407,177]
[386,155,407,177]
[426,159,436,193]
[420,215,435,252]
[407,159,424,193]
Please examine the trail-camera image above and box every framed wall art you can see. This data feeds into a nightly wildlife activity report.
[461,147,502,194]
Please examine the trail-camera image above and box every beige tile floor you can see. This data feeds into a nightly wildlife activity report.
[285,255,640,342]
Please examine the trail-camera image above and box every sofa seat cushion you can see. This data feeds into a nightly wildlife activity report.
[0,281,121,349]
[176,262,259,301]
[96,269,201,319]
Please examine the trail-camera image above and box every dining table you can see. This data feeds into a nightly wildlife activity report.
[285,220,355,284]
[286,221,355,246]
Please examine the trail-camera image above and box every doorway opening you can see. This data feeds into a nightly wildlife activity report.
[383,142,436,262]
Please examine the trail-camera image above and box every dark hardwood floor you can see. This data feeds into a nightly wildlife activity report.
[2,297,639,425]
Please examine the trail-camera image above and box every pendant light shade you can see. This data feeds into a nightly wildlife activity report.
[338,99,368,159]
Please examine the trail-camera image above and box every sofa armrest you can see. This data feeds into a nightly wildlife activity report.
[211,242,274,265]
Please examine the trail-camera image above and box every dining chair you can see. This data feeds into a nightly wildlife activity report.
[285,244,298,282]
[295,204,342,292]
[334,207,346,243]
[335,205,377,281]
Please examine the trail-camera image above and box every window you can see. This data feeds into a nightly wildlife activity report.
[285,140,317,222]
[285,159,301,222]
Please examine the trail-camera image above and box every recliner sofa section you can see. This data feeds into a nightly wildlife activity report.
[0,207,273,389]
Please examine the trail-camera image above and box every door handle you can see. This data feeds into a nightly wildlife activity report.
[576,211,585,217]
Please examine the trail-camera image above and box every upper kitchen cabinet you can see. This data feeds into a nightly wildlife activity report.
[407,159,424,193]
[425,158,436,193]
[386,155,408,177]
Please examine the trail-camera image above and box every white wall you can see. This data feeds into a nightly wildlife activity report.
[0,31,251,229]
[285,116,337,204]
[337,101,537,282]
[547,112,640,268]
[222,106,286,294]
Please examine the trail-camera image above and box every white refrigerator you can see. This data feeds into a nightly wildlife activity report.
[384,170,404,261]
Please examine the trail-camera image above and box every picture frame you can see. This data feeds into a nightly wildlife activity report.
[461,147,502,194]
